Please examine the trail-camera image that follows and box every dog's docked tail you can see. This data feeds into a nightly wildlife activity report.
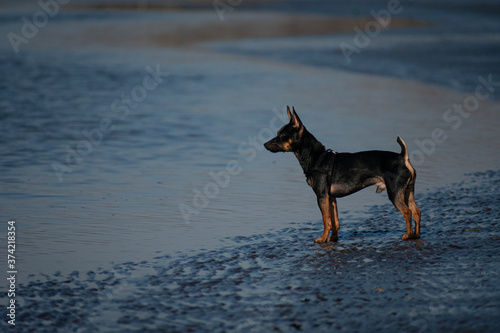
[397,136,416,182]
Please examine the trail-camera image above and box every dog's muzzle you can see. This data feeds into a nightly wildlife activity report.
[264,138,282,153]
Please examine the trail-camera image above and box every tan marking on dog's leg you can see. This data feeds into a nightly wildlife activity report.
[315,195,331,243]
[393,192,413,240]
[328,197,339,242]
[408,188,421,238]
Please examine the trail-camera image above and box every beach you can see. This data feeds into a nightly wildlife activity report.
[7,171,500,332]
[0,0,499,331]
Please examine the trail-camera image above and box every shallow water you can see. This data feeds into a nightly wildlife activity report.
[1,42,497,278]
[1,170,499,332]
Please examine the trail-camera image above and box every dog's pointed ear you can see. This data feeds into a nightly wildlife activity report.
[287,106,292,121]
[291,107,302,129]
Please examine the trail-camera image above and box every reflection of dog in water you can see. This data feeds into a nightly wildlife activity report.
[264,106,421,243]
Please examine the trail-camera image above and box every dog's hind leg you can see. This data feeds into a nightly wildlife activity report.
[397,136,420,239]
[394,200,413,240]
[407,184,421,238]
[387,184,414,240]
[394,195,414,240]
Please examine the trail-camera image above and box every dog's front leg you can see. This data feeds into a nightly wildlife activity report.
[315,194,331,243]
[328,197,339,242]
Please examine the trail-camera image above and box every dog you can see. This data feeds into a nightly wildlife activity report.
[264,106,421,243]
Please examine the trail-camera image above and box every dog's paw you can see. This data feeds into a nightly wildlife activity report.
[402,233,420,240]
[314,236,327,243]
[327,235,338,242]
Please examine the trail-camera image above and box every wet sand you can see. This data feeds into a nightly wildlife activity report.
[4,170,499,332]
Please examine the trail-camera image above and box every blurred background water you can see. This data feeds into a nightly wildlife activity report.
[0,0,499,281]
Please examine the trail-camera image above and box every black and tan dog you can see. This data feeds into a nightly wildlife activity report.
[264,106,421,243]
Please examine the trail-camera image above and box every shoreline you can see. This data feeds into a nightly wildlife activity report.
[75,13,427,49]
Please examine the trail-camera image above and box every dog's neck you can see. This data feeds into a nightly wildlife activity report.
[293,128,327,177]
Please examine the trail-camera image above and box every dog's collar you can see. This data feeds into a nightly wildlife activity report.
[307,149,336,179]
